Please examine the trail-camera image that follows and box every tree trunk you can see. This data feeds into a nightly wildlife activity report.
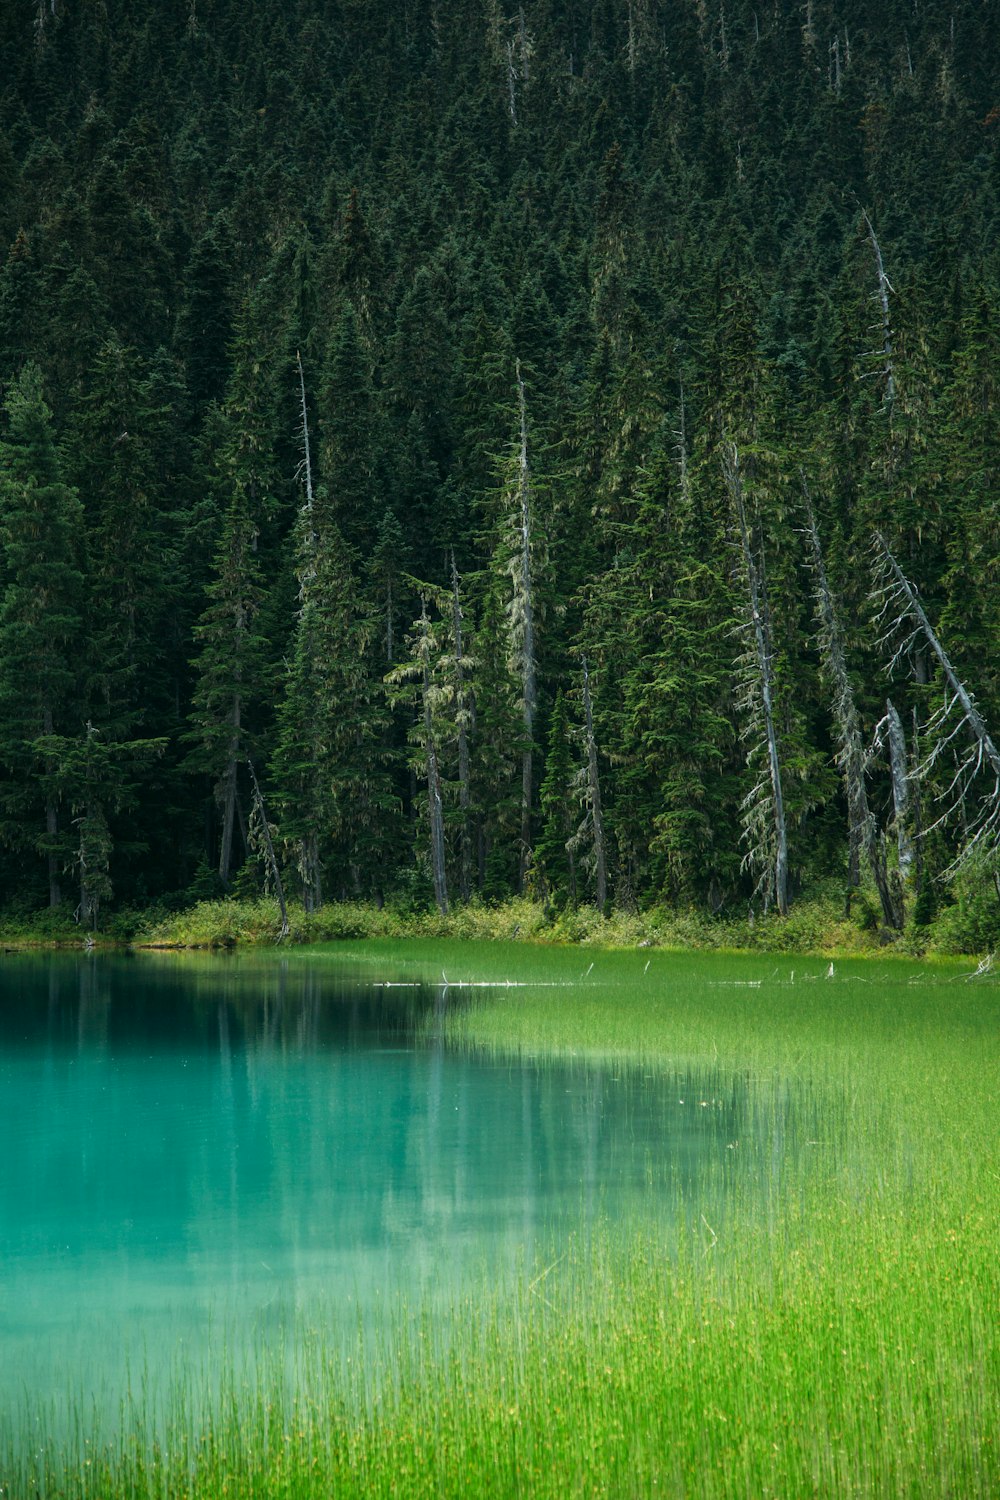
[420,606,449,916]
[218,703,240,888]
[581,655,607,910]
[248,759,289,939]
[42,704,61,907]
[46,799,61,908]
[803,489,901,926]
[885,698,914,886]
[862,210,896,414]
[877,535,1000,784]
[515,360,536,891]
[724,445,788,916]
[451,553,472,903]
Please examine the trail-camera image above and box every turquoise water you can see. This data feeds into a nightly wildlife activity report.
[0,952,757,1436]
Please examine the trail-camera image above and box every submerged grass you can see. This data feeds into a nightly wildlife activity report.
[4,945,998,1498]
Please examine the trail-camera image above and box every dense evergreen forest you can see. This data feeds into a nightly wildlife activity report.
[1,0,999,928]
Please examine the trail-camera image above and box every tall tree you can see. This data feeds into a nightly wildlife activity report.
[723,442,788,916]
[188,488,267,888]
[492,359,541,891]
[273,355,393,906]
[0,364,84,905]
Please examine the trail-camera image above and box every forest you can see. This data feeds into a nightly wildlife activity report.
[1,0,999,933]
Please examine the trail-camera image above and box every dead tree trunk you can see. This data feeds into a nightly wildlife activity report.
[803,488,901,927]
[884,698,914,886]
[218,699,241,888]
[723,444,788,916]
[294,352,323,913]
[45,801,61,907]
[515,359,537,892]
[296,350,315,517]
[419,601,449,916]
[450,552,473,904]
[875,533,1000,871]
[581,655,607,910]
[862,210,896,414]
[42,704,61,907]
[248,759,289,940]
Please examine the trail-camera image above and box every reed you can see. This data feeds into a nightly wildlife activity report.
[4,946,997,1498]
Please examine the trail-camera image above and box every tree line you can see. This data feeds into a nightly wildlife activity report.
[0,0,999,926]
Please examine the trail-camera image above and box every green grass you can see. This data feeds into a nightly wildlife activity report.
[132,887,963,956]
[8,864,1000,955]
[4,944,999,1498]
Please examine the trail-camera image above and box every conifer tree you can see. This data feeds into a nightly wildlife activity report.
[723,442,789,916]
[68,337,173,736]
[491,359,543,891]
[535,688,577,906]
[188,488,267,888]
[0,364,84,904]
[272,356,393,907]
[33,722,165,927]
[386,598,450,915]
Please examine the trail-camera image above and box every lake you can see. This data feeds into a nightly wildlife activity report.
[0,949,786,1443]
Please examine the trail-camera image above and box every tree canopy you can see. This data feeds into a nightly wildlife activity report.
[1,0,998,923]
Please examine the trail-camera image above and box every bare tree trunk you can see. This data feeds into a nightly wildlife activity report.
[420,602,449,916]
[803,487,901,926]
[581,655,607,910]
[451,552,472,903]
[885,698,914,886]
[875,535,1000,875]
[296,350,316,517]
[675,379,693,507]
[301,832,322,912]
[247,759,289,939]
[724,444,788,916]
[42,704,61,907]
[235,788,248,856]
[515,359,537,891]
[910,708,924,886]
[877,536,1000,782]
[219,765,236,887]
[505,38,518,121]
[862,210,896,414]
[218,698,241,888]
[294,353,322,913]
[45,800,61,908]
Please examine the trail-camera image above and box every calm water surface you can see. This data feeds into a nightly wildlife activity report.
[0,952,766,1432]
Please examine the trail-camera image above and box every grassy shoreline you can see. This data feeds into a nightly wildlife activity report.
[4,942,998,1497]
[3,879,993,958]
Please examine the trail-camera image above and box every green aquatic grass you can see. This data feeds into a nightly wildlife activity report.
[4,944,998,1498]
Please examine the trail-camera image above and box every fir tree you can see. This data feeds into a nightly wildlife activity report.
[535,688,577,906]
[0,364,84,904]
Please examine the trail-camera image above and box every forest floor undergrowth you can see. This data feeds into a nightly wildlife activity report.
[2,879,997,959]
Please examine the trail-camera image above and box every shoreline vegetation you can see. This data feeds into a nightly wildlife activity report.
[4,942,997,1498]
[1,881,998,959]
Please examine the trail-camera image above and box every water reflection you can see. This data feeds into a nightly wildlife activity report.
[0,954,796,1435]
